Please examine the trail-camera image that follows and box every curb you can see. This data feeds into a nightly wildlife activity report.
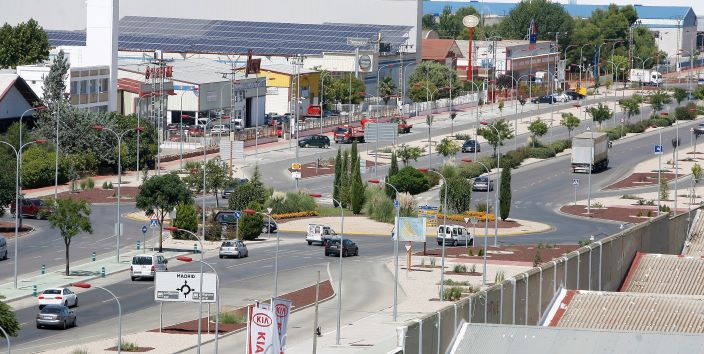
[553,204,626,225]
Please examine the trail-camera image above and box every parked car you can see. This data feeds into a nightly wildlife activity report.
[219,240,248,259]
[472,176,494,191]
[694,123,704,136]
[299,134,330,148]
[215,210,247,225]
[210,125,231,134]
[306,223,337,245]
[38,288,78,309]
[263,219,278,233]
[36,305,76,330]
[565,91,585,100]
[130,254,168,281]
[0,236,6,260]
[437,225,474,246]
[11,198,52,219]
[461,140,481,153]
[188,124,206,137]
[324,238,359,257]
[531,95,556,104]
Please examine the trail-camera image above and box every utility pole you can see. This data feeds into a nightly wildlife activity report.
[148,51,171,176]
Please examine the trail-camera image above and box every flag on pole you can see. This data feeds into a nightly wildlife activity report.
[527,17,538,50]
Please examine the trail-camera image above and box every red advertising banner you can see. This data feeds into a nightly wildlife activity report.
[247,305,280,354]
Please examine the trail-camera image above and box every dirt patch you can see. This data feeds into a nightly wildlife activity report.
[54,186,140,204]
[0,221,33,238]
[444,271,483,276]
[604,172,677,190]
[416,244,579,263]
[289,160,382,179]
[105,346,154,352]
[153,280,334,334]
[560,204,656,224]
[442,218,523,229]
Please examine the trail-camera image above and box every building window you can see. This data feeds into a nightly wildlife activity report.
[89,79,97,93]
[100,78,109,93]
[71,81,78,95]
[234,90,245,102]
[80,80,87,94]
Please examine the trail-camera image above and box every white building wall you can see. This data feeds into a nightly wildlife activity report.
[15,65,51,98]
[0,86,32,119]
[266,87,290,115]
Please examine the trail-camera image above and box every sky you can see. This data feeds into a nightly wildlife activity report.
[563,0,701,15]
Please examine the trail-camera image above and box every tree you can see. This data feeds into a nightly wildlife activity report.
[396,144,425,165]
[477,119,514,156]
[692,164,703,184]
[0,294,20,338]
[48,199,93,275]
[673,88,688,106]
[350,142,359,174]
[408,61,461,101]
[386,152,399,198]
[649,91,672,113]
[0,19,50,69]
[332,148,342,207]
[498,101,505,117]
[340,149,351,208]
[205,157,229,207]
[329,73,365,105]
[560,113,580,138]
[378,76,396,104]
[240,203,263,241]
[499,165,512,221]
[436,137,461,161]
[388,167,431,195]
[660,177,669,201]
[136,173,192,252]
[443,176,473,213]
[619,98,640,121]
[350,162,365,214]
[172,203,198,240]
[587,103,612,127]
[228,182,267,211]
[528,118,549,146]
[42,49,69,108]
[499,0,573,48]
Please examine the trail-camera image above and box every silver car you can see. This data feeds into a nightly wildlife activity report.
[36,305,76,329]
[219,240,248,259]
[472,176,494,191]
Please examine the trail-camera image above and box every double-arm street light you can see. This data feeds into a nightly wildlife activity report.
[243,208,280,296]
[72,282,121,353]
[510,74,534,150]
[177,255,221,354]
[480,120,501,246]
[93,125,144,264]
[164,226,206,353]
[417,168,448,300]
[368,179,401,321]
[1,139,46,289]
[308,193,344,345]
[579,44,595,91]
[464,159,491,285]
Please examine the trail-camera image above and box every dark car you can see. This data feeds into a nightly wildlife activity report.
[324,238,359,257]
[11,198,52,219]
[215,211,241,225]
[222,178,249,199]
[472,176,494,192]
[531,95,556,104]
[36,305,76,329]
[299,135,330,148]
[461,140,481,153]
[565,91,585,100]
[263,220,278,233]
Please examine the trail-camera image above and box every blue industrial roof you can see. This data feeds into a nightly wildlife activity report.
[424,1,694,21]
[47,16,413,56]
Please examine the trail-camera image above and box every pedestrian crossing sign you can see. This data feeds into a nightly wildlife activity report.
[150,217,158,228]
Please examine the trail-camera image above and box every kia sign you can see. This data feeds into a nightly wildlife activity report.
[247,305,280,354]
[154,272,217,303]
[272,297,292,351]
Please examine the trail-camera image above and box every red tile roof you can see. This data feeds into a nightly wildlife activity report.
[421,39,463,61]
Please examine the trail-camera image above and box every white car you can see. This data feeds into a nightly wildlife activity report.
[130,254,168,281]
[38,288,78,309]
[306,223,337,245]
[552,92,570,102]
[210,125,231,134]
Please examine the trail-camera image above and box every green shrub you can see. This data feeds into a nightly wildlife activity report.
[458,163,485,179]
[442,286,463,301]
[478,248,485,256]
[439,163,458,179]
[548,139,571,153]
[649,117,671,127]
[107,182,113,189]
[494,270,505,283]
[453,264,467,273]
[86,177,95,189]
[475,201,491,213]
[499,154,518,169]
[422,170,441,187]
[389,167,431,195]
[265,191,317,214]
[220,312,247,324]
[675,106,696,121]
[239,204,264,241]
[172,203,199,240]
[69,349,89,354]
[527,147,556,159]
[119,340,140,352]
[21,146,66,189]
[454,133,472,141]
[468,248,474,256]
[79,180,87,190]
[603,128,622,142]
[477,156,497,170]
[363,187,395,223]
[102,181,109,189]
[626,121,649,134]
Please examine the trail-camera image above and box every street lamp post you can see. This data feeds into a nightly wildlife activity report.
[308,193,344,345]
[94,125,143,264]
[467,159,491,285]
[586,125,594,215]
[72,282,121,354]
[368,179,400,321]
[417,168,448,300]
[0,325,9,354]
[164,226,206,353]
[245,209,279,297]
[0,139,45,289]
[479,121,501,246]
[176,256,221,354]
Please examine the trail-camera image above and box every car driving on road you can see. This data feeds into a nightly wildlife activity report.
[38,288,78,309]
[461,140,481,153]
[472,176,494,191]
[11,198,53,219]
[130,254,168,281]
[299,134,330,148]
[324,238,359,257]
[36,304,77,329]
[219,240,248,259]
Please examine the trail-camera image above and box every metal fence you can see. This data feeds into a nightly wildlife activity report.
[397,210,692,354]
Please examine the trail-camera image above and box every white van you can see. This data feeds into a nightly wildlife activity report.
[306,224,337,245]
[437,225,474,247]
[130,254,168,281]
[0,236,7,260]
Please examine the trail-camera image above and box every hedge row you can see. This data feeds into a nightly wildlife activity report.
[271,210,320,219]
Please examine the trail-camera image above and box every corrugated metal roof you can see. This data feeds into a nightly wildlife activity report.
[553,291,704,333]
[683,210,704,257]
[621,253,704,295]
[450,323,704,354]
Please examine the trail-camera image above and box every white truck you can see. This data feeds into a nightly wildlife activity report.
[628,69,662,86]
[571,132,609,173]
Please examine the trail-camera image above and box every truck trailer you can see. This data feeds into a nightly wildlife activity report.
[628,69,662,86]
[571,132,609,173]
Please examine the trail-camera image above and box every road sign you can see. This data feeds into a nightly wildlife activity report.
[572,178,580,186]
[150,217,158,228]
[463,217,470,224]
[291,171,302,179]
[394,199,400,208]
[141,225,148,234]
[396,217,427,242]
[654,144,663,155]
[363,123,398,143]
[234,211,241,220]
[154,272,217,303]
[462,15,480,28]
[291,163,301,170]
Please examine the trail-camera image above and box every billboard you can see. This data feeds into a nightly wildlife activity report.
[154,271,217,303]
[396,217,427,242]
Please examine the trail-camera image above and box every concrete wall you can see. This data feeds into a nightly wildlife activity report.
[397,211,692,353]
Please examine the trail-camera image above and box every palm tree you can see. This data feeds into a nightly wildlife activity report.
[378,76,397,105]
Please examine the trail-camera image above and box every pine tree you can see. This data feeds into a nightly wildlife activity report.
[350,161,365,214]
[332,148,342,207]
[499,166,512,221]
[386,152,399,198]
[350,141,359,172]
[340,150,350,208]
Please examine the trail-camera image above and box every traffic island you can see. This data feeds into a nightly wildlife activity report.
[416,244,579,266]
[149,280,334,334]
[53,186,140,203]
[604,172,677,190]
[288,159,381,179]
[560,204,657,224]
[0,221,33,238]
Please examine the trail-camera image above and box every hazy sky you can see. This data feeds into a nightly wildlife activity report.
[564,0,700,15]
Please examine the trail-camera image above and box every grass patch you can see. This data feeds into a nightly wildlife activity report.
[442,279,471,286]
[317,207,355,217]
[220,312,247,324]
[69,350,89,354]
[119,341,140,352]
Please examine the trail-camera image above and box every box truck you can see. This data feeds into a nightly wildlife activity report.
[628,69,662,86]
[571,132,609,173]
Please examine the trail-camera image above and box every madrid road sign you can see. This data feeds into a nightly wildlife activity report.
[154,272,217,303]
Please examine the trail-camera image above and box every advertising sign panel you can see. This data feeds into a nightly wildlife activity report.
[154,272,217,303]
[247,305,281,354]
[272,297,292,351]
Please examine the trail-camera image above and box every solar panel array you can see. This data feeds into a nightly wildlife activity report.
[47,16,412,56]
